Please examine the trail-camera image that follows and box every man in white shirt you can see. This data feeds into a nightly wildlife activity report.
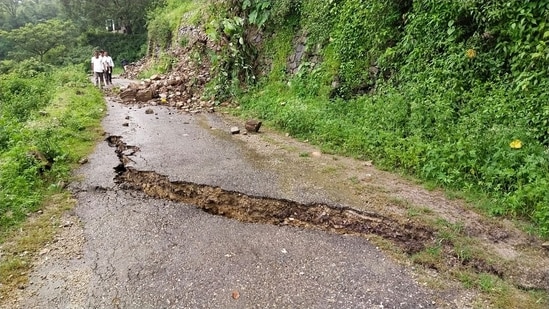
[91,50,105,88]
[102,51,114,85]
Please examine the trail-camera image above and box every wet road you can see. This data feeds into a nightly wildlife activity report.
[16,79,440,308]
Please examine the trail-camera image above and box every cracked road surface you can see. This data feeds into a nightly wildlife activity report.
[8,79,449,308]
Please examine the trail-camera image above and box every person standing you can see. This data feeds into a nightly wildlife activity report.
[91,50,105,88]
[102,51,114,85]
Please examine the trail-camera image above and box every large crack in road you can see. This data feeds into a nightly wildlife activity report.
[107,135,434,255]
[107,134,515,281]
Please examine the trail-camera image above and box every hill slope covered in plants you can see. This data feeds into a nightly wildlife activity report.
[146,0,549,235]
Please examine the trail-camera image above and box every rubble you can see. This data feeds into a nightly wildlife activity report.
[118,25,216,114]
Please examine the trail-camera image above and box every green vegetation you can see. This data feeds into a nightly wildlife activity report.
[142,0,203,77]
[408,216,549,309]
[59,0,158,34]
[147,0,201,49]
[0,192,75,297]
[0,65,105,236]
[0,19,77,62]
[1,0,148,297]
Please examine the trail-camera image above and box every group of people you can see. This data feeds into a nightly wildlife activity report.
[91,50,114,88]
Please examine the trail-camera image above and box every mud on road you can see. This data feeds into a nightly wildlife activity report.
[3,77,549,308]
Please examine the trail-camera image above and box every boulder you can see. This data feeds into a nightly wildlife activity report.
[120,88,137,102]
[245,120,262,133]
[136,89,154,102]
[230,126,240,134]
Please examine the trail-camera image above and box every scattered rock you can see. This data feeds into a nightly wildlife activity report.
[122,123,129,127]
[542,242,549,249]
[118,28,214,114]
[231,290,240,300]
[78,158,89,165]
[230,127,240,135]
[311,151,322,158]
[245,120,262,133]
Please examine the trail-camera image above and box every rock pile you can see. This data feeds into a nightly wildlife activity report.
[118,25,216,113]
[118,69,215,114]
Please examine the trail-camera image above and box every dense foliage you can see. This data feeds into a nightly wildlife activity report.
[199,0,549,235]
[0,0,153,70]
[81,32,148,66]
[0,0,61,29]
[0,19,77,62]
[59,0,161,34]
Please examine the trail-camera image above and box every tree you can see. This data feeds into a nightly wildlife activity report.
[59,0,162,34]
[0,0,18,19]
[1,0,63,30]
[0,19,76,62]
[18,0,62,24]
[0,0,20,28]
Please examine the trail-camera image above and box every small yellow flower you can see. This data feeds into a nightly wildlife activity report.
[509,139,522,149]
[466,48,477,59]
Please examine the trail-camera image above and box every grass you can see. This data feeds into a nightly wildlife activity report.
[455,270,548,309]
[0,67,105,234]
[406,205,433,217]
[113,67,124,75]
[232,24,549,238]
[406,214,549,309]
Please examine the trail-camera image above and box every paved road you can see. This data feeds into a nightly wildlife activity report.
[16,78,442,308]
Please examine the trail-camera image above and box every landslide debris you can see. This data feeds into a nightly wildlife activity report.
[117,26,218,114]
